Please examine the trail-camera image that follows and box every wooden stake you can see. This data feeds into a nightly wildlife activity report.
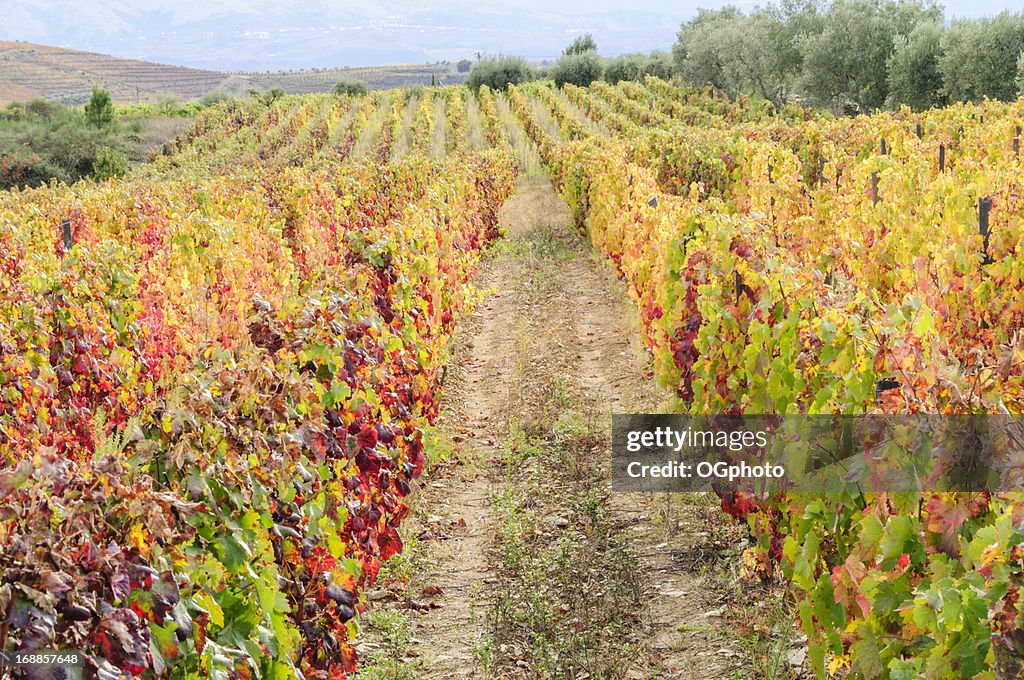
[61,219,72,251]
[979,197,993,265]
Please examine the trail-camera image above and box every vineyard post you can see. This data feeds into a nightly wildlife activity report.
[60,218,72,251]
[939,144,946,173]
[870,170,880,206]
[875,378,900,403]
[734,271,743,304]
[880,139,887,155]
[979,197,993,266]
[1014,125,1021,157]
[916,122,923,139]
[818,156,826,186]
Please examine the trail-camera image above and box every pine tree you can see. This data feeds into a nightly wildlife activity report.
[84,86,115,128]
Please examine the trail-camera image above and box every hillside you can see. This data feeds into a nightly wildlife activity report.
[0,41,464,105]
[247,64,464,94]
[0,42,237,104]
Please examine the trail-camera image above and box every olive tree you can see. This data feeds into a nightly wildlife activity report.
[940,12,1024,102]
[886,21,946,109]
[673,7,792,104]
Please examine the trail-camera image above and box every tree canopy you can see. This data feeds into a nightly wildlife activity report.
[466,57,536,91]
[564,34,597,56]
[671,1,1024,112]
[84,86,115,128]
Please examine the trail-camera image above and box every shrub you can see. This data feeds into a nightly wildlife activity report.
[333,78,370,97]
[466,57,536,92]
[249,87,286,105]
[199,88,234,107]
[0,148,67,188]
[606,53,647,83]
[0,99,63,122]
[0,98,133,189]
[152,93,194,117]
[645,51,673,80]
[93,146,130,181]
[550,52,604,88]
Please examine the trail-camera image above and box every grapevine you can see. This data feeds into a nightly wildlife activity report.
[0,87,517,678]
[511,79,1024,678]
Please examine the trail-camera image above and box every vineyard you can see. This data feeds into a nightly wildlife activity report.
[2,77,1024,678]
[505,78,1024,678]
[0,87,517,678]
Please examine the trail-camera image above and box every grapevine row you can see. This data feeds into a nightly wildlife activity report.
[513,80,1024,677]
[0,88,518,678]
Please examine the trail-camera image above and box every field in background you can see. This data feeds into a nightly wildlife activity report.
[0,41,464,105]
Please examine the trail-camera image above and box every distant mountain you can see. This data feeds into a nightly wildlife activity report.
[0,41,465,105]
[0,0,680,71]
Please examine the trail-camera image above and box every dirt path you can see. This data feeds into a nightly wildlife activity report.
[398,204,523,676]
[358,176,753,679]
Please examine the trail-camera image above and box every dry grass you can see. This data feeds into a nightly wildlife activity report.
[431,95,448,160]
[129,116,193,159]
[351,93,392,161]
[390,94,419,161]
[465,95,487,151]
[554,88,610,137]
[494,93,544,176]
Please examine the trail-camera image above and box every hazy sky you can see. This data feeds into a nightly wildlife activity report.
[2,0,1022,71]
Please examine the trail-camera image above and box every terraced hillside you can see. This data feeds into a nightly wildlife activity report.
[248,64,464,94]
[0,41,464,105]
[0,41,237,104]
